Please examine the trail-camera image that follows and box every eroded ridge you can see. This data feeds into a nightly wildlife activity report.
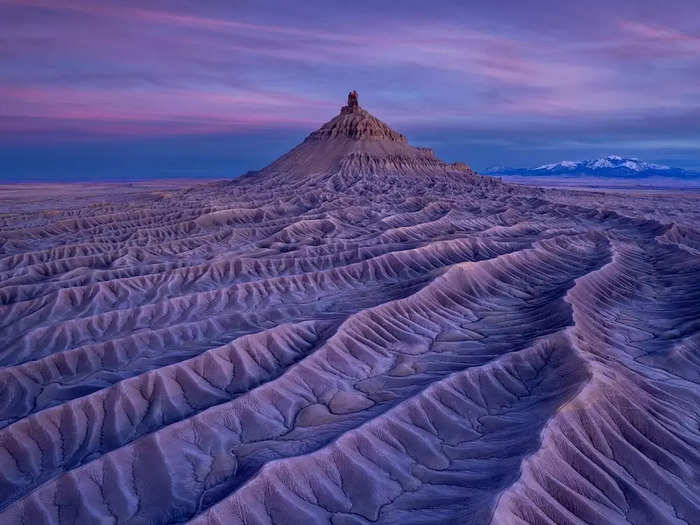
[1,98,699,524]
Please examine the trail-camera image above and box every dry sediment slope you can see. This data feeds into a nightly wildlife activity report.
[0,94,699,525]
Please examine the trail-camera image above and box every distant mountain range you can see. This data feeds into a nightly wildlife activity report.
[483,155,700,178]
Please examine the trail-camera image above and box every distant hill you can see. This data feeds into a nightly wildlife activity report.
[484,155,700,178]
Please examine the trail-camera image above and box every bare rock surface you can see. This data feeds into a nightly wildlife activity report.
[0,94,699,524]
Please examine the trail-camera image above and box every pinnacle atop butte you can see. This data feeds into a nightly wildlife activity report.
[346,90,359,110]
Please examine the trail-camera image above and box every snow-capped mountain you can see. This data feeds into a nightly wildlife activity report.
[484,155,699,178]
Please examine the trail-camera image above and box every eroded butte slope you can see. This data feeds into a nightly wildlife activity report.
[0,94,699,525]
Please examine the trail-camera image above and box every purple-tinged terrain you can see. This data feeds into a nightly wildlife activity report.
[0,94,699,524]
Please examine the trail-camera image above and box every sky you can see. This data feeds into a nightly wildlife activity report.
[1,0,699,181]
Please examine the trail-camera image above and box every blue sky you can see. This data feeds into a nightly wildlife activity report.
[2,0,700,180]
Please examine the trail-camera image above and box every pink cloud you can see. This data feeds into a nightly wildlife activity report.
[621,21,699,43]
[0,85,330,137]
[2,0,699,143]
[616,20,700,57]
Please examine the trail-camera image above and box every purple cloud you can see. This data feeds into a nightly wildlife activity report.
[1,0,699,172]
